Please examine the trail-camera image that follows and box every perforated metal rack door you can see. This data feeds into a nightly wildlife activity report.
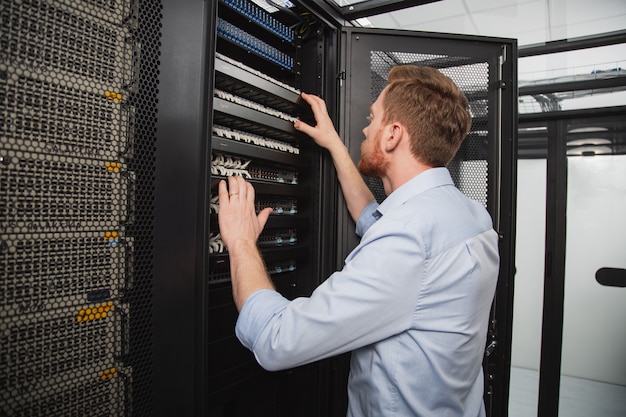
[340,28,517,417]
[345,40,499,207]
[1,0,163,416]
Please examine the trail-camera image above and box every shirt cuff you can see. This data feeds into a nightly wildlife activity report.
[355,199,380,237]
[235,289,290,350]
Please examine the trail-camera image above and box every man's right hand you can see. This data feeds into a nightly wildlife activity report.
[294,92,344,153]
[293,92,375,224]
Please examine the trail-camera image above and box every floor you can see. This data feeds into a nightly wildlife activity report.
[508,367,626,417]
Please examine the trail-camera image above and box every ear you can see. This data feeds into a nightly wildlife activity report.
[382,123,403,152]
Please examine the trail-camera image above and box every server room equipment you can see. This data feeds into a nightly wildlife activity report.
[0,1,517,416]
[1,0,157,415]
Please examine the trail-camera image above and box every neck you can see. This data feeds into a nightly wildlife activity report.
[380,159,432,195]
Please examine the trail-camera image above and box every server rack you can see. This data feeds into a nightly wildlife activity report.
[1,0,161,415]
[207,2,337,415]
[153,1,517,415]
[1,1,516,416]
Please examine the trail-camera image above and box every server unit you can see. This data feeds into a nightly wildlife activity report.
[1,0,516,416]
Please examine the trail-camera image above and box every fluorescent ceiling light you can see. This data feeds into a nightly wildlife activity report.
[519,126,548,133]
[567,138,612,146]
[251,0,295,13]
[567,145,612,156]
[568,126,609,133]
[355,17,373,27]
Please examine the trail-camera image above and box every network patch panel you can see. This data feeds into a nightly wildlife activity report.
[220,0,295,42]
[0,232,133,317]
[208,257,297,284]
[208,264,230,284]
[214,89,299,122]
[210,153,252,178]
[258,228,298,246]
[268,259,297,275]
[213,99,297,142]
[255,197,298,215]
[248,164,299,184]
[217,18,294,70]
[208,193,298,217]
[215,53,300,95]
[213,125,300,154]
[211,152,299,184]
[212,109,297,144]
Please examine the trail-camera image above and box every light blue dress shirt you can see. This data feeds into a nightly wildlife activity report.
[236,167,500,417]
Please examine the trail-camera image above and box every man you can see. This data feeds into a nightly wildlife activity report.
[217,65,500,417]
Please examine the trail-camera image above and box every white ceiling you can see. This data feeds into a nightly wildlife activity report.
[359,0,626,47]
[349,0,626,110]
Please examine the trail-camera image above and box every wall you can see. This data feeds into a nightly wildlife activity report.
[562,155,626,385]
[512,156,626,386]
[511,159,546,372]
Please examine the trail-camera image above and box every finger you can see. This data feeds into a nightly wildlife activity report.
[300,91,316,104]
[233,175,248,200]
[301,92,324,109]
[303,93,328,118]
[294,119,314,135]
[301,93,322,118]
[257,207,273,231]
[244,180,255,205]
[227,175,240,197]
[218,179,230,207]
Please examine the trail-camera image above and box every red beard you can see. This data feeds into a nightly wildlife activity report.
[357,130,389,178]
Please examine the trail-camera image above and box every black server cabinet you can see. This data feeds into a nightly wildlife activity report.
[1,0,159,416]
[152,0,517,415]
[1,1,516,417]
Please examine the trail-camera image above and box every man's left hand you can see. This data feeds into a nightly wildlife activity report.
[218,175,273,251]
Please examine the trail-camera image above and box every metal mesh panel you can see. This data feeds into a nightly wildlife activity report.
[1,304,127,392]
[0,0,134,86]
[0,68,133,159]
[1,232,132,317]
[1,0,162,415]
[7,373,131,417]
[369,51,490,206]
[0,152,130,233]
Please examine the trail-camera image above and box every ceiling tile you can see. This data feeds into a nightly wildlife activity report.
[369,0,467,26]
[362,0,626,46]
[465,0,540,13]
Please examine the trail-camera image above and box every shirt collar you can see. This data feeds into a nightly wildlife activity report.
[376,167,454,217]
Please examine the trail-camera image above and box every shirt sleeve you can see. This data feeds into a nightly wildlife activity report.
[235,289,290,350]
[355,199,380,237]
[235,215,426,372]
